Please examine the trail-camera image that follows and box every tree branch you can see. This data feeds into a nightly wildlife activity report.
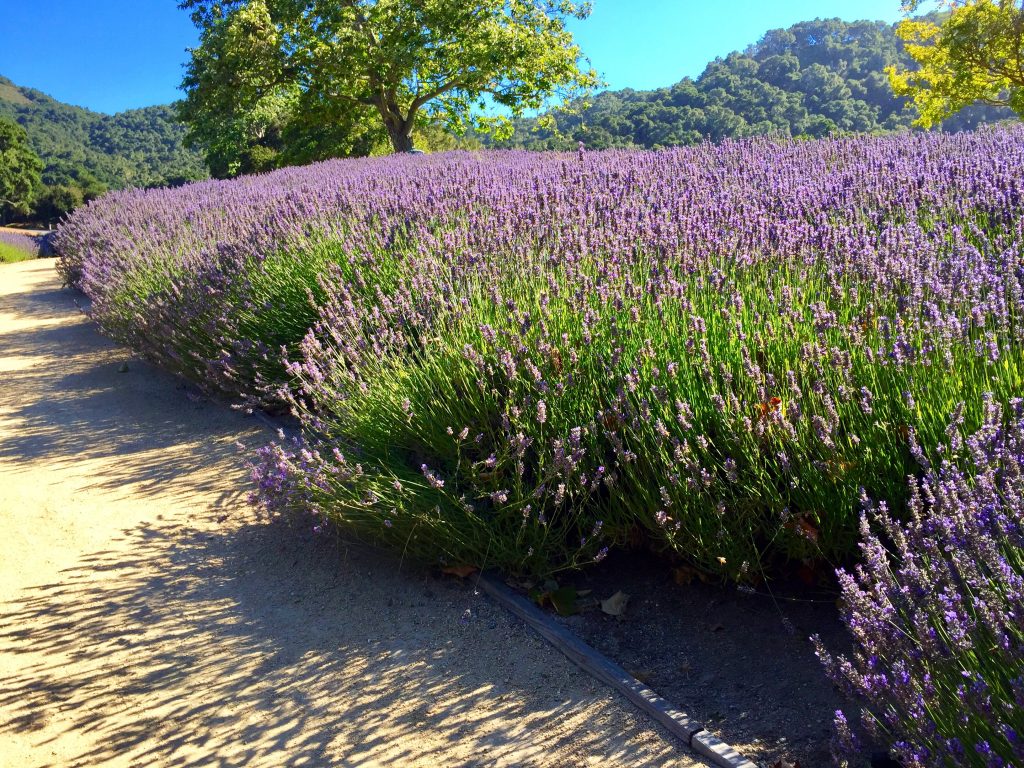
[409,80,464,115]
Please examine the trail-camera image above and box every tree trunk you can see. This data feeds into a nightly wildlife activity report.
[386,124,414,153]
[378,97,415,153]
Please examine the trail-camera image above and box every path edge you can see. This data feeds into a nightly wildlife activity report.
[475,571,759,768]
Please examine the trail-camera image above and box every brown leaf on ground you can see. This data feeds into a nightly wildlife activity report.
[529,585,580,616]
[673,565,710,585]
[797,562,821,586]
[673,566,695,586]
[549,587,579,616]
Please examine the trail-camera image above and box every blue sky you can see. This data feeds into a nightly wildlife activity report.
[0,0,904,115]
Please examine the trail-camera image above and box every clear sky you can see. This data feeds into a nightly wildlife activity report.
[0,0,905,115]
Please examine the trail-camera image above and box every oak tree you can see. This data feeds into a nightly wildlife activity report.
[179,0,597,173]
[0,116,43,222]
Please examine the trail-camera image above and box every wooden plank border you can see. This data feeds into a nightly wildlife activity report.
[475,571,758,768]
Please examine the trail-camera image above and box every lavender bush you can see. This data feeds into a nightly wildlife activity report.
[817,396,1024,768]
[57,126,1024,578]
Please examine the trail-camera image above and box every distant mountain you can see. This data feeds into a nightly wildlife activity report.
[494,18,1015,150]
[0,75,207,190]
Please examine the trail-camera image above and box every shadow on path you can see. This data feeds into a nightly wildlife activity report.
[0,260,698,767]
[0,264,257,506]
[0,515,677,767]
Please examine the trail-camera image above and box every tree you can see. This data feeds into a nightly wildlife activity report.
[888,0,1024,127]
[0,76,207,194]
[34,184,84,224]
[178,0,302,177]
[32,172,108,225]
[179,0,598,167]
[0,116,43,223]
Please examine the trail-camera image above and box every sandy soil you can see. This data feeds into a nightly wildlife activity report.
[0,259,711,768]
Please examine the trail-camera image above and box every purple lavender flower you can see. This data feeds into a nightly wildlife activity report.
[818,401,1024,767]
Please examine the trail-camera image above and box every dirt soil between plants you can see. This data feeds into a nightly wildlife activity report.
[549,551,852,767]
[0,259,715,768]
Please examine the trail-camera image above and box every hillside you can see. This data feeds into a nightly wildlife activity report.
[495,17,1014,150]
[0,76,207,190]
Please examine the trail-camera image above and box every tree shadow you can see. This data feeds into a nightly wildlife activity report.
[0,262,698,767]
[0,265,259,505]
[0,517,694,767]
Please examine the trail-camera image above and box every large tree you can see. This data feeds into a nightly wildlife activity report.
[179,0,597,173]
[888,0,1024,127]
[0,116,43,222]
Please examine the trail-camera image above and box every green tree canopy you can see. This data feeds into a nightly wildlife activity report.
[889,0,1024,127]
[179,0,598,175]
[0,116,43,221]
[0,77,207,193]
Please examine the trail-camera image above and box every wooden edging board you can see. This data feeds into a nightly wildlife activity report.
[475,571,759,768]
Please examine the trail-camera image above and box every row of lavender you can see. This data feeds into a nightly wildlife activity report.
[0,229,53,260]
[57,128,1024,764]
[56,128,1024,574]
[820,398,1024,767]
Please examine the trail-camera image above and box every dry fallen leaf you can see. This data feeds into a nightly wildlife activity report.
[441,565,478,578]
[601,590,630,617]
[771,759,801,768]
[673,566,695,586]
[549,587,579,616]
[529,585,580,616]
[673,565,711,585]
[797,562,820,586]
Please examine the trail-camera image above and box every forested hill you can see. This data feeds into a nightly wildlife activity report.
[0,76,207,190]
[494,18,1014,150]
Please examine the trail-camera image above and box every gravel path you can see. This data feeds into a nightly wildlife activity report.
[0,259,710,768]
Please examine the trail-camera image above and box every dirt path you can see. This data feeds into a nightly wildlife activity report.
[0,227,52,236]
[0,259,709,768]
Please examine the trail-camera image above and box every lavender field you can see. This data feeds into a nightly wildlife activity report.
[55,125,1024,765]
[55,126,1024,575]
